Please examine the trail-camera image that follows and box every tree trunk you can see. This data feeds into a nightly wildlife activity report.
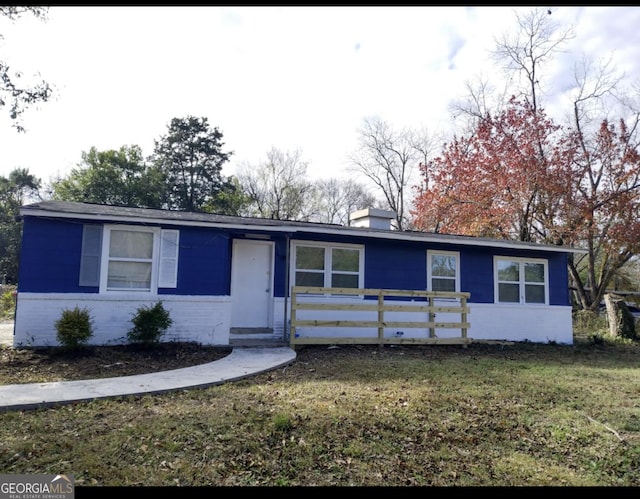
[604,293,637,339]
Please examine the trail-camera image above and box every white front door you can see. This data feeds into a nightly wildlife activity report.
[230,239,274,329]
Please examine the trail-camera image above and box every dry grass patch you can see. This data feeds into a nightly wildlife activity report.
[0,339,639,486]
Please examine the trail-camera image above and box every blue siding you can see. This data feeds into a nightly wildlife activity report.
[365,241,426,290]
[460,248,495,303]
[458,246,569,306]
[19,218,234,296]
[548,252,570,306]
[165,226,230,296]
[18,214,571,307]
[273,239,289,298]
[19,217,87,293]
[277,236,571,306]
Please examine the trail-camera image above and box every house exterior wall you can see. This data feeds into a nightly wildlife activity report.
[281,236,570,306]
[458,246,570,306]
[16,213,574,347]
[14,293,231,347]
[170,226,231,296]
[19,217,86,293]
[16,217,235,346]
[286,298,573,344]
[18,218,234,296]
[462,303,573,343]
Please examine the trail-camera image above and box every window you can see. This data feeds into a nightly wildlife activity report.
[79,224,179,292]
[427,251,459,293]
[495,257,547,304]
[106,228,154,290]
[293,242,363,290]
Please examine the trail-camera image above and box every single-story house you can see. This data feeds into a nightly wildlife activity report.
[13,201,585,347]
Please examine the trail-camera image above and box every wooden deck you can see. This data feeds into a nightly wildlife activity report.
[290,286,471,348]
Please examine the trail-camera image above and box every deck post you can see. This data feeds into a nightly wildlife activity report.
[429,296,435,338]
[290,287,298,347]
[378,290,384,347]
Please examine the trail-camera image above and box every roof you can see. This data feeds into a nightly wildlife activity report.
[20,200,586,254]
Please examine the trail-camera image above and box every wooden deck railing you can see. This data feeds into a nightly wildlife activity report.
[289,286,470,347]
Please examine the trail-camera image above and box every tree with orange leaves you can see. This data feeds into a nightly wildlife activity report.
[412,97,640,311]
[566,118,640,311]
[413,97,574,242]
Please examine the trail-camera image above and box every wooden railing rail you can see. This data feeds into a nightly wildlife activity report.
[289,286,470,347]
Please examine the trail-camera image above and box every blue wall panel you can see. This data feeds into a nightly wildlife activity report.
[365,241,427,290]
[19,217,86,293]
[19,218,235,296]
[163,226,230,296]
[273,238,289,298]
[459,248,495,303]
[548,252,569,306]
[458,246,569,306]
[18,215,572,307]
[277,235,571,306]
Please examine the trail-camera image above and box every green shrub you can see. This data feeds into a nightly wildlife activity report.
[127,301,173,345]
[55,306,94,349]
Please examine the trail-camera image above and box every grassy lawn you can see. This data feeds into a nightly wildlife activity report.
[0,328,639,487]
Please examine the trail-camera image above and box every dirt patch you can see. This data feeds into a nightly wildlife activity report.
[0,342,232,385]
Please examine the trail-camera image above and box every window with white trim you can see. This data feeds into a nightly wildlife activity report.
[427,250,459,293]
[495,257,547,304]
[87,225,179,293]
[293,242,364,290]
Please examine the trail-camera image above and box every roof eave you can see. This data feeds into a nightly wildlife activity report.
[20,204,586,254]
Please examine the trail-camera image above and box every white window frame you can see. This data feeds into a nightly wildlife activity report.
[291,241,364,295]
[494,256,548,305]
[100,225,159,293]
[427,250,460,294]
[99,225,182,294]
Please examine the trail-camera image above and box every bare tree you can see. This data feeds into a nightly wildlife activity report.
[450,7,575,128]
[449,74,513,135]
[349,116,434,230]
[492,7,575,113]
[236,147,316,221]
[406,124,441,201]
[312,177,378,225]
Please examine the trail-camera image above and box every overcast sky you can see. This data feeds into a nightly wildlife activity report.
[1,6,640,188]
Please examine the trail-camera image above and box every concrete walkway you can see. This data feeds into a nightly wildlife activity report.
[0,321,297,412]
